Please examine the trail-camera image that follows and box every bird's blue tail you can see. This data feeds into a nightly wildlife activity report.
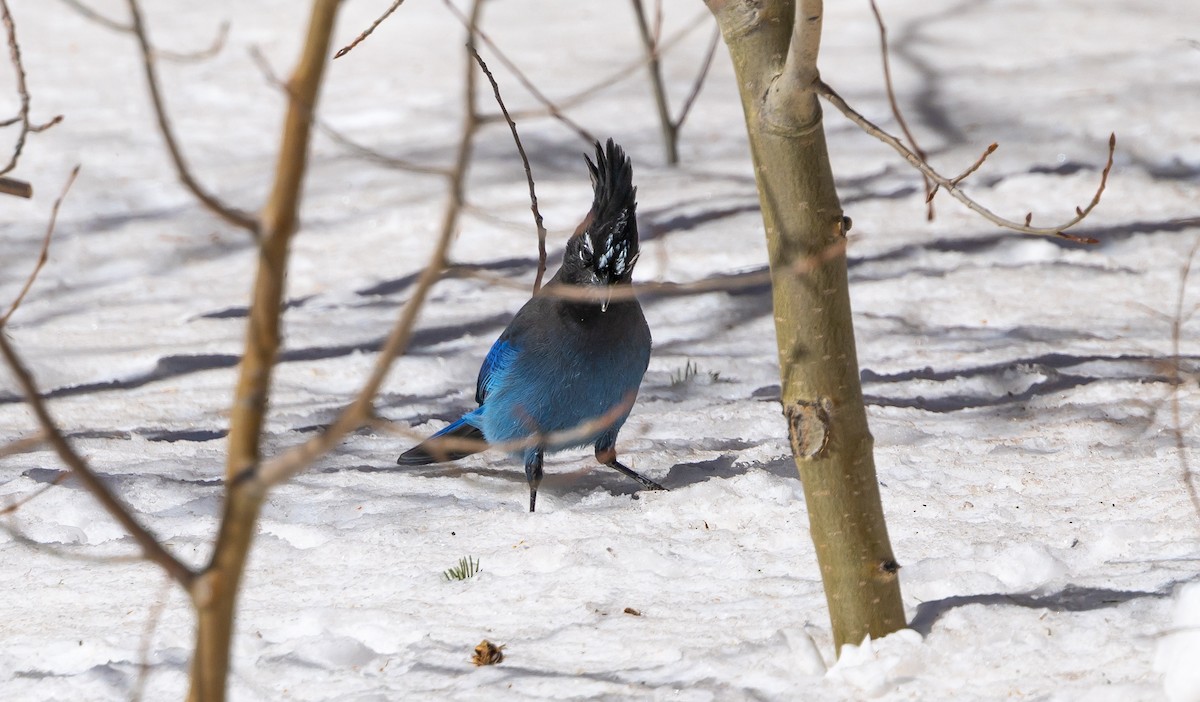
[396,413,486,465]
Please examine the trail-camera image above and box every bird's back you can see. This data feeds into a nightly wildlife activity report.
[480,291,650,451]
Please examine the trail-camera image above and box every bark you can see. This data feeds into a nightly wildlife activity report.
[707,0,905,652]
[187,1,341,699]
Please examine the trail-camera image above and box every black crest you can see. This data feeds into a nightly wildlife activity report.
[579,139,639,283]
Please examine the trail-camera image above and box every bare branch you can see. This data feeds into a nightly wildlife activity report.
[57,0,230,63]
[191,4,345,696]
[1170,237,1200,518]
[131,576,173,702]
[673,26,720,134]
[252,0,487,489]
[525,8,711,116]
[1,467,66,517]
[926,141,999,202]
[224,0,342,480]
[0,430,45,459]
[0,175,31,198]
[455,238,848,304]
[0,336,196,587]
[58,0,127,32]
[158,20,230,63]
[0,164,192,585]
[408,392,638,464]
[333,0,407,59]
[1,0,64,176]
[1,166,78,327]
[249,45,450,177]
[439,0,596,144]
[816,79,1113,244]
[0,520,146,564]
[124,0,260,237]
[950,142,998,185]
[470,48,547,293]
[868,0,935,220]
[630,0,679,164]
[317,119,451,175]
[252,215,452,487]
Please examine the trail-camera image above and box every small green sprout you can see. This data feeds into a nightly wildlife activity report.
[443,556,481,581]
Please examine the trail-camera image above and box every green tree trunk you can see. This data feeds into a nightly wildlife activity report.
[707,0,906,652]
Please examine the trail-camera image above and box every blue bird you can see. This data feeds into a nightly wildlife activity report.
[398,139,663,512]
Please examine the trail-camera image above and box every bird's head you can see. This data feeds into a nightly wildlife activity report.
[560,139,640,294]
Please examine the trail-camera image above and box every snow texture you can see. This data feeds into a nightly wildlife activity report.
[2,0,1199,700]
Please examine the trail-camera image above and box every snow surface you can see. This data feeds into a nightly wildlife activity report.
[2,0,1199,699]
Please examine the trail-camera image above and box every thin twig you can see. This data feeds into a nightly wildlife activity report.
[630,0,678,164]
[816,79,1113,244]
[868,0,935,220]
[0,468,67,517]
[57,0,230,62]
[253,220,450,487]
[406,392,638,463]
[0,336,196,587]
[157,20,229,63]
[249,45,450,177]
[673,26,720,134]
[1171,237,1200,519]
[0,520,147,564]
[0,175,31,198]
[926,141,1000,203]
[333,0,407,59]
[454,237,847,304]
[58,0,127,31]
[318,119,452,175]
[950,141,998,185]
[0,430,45,459]
[253,0,486,489]
[0,160,194,586]
[652,0,663,46]
[1,166,79,328]
[439,0,596,144]
[470,48,547,292]
[131,575,173,702]
[508,8,711,119]
[124,0,260,237]
[1,0,64,176]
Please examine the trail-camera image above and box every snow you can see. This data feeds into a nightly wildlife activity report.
[2,0,1199,699]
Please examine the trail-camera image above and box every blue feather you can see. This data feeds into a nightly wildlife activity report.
[475,338,517,405]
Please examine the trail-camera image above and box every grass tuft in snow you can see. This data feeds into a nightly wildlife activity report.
[443,556,481,582]
[670,360,723,387]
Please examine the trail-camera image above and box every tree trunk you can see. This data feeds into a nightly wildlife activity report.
[707,0,905,652]
[188,1,341,699]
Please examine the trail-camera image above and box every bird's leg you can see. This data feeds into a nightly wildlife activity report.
[595,445,665,491]
[525,448,545,512]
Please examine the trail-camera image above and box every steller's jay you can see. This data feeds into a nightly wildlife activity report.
[397,139,664,512]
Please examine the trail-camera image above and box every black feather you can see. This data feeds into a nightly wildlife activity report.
[585,138,637,228]
[396,422,486,465]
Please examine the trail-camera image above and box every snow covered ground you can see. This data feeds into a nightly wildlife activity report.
[2,0,1199,699]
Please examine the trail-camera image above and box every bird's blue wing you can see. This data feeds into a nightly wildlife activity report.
[475,338,517,405]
